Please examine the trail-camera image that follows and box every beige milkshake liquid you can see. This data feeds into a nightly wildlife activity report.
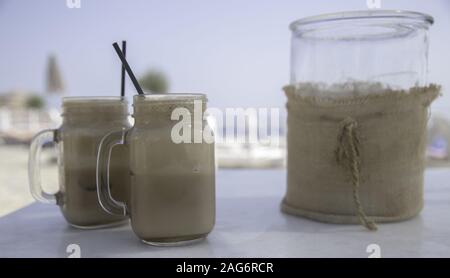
[129,135,215,242]
[58,133,129,227]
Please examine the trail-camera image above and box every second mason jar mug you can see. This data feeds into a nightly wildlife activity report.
[28,97,130,228]
[97,94,216,245]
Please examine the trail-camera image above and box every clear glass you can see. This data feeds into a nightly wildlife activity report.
[97,94,215,245]
[29,97,130,229]
[290,10,433,89]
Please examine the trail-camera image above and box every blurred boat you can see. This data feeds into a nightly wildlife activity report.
[427,136,448,160]
[0,108,60,145]
[0,54,65,145]
[426,113,450,167]
[216,137,286,168]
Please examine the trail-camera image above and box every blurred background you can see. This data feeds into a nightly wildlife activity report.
[0,0,449,216]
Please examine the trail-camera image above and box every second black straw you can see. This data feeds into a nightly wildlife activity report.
[120,41,126,97]
[113,42,144,95]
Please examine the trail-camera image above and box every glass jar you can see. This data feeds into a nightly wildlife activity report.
[29,97,130,228]
[282,10,440,230]
[97,94,215,245]
[290,10,433,89]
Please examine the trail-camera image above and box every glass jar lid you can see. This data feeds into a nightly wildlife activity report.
[289,10,434,41]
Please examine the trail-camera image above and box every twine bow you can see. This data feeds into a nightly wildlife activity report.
[336,117,377,231]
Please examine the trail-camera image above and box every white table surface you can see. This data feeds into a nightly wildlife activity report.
[1,169,450,258]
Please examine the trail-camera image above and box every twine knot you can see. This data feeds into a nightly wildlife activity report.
[336,117,377,231]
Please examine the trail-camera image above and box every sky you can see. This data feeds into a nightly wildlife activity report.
[0,0,449,111]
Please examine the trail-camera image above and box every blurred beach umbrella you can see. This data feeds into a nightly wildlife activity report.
[46,55,65,94]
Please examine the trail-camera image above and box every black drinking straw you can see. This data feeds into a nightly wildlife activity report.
[112,42,144,95]
[120,41,126,97]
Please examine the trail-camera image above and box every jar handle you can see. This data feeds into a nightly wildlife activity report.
[96,129,128,216]
[28,129,59,204]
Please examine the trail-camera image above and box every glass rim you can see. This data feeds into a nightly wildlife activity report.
[133,93,207,103]
[62,96,127,103]
[289,10,434,31]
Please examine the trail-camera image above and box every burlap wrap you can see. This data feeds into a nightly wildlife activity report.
[281,84,441,230]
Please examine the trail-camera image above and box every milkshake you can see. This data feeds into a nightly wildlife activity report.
[29,97,130,228]
[97,94,215,245]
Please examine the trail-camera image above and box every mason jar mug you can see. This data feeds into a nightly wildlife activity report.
[28,97,130,228]
[97,94,215,245]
